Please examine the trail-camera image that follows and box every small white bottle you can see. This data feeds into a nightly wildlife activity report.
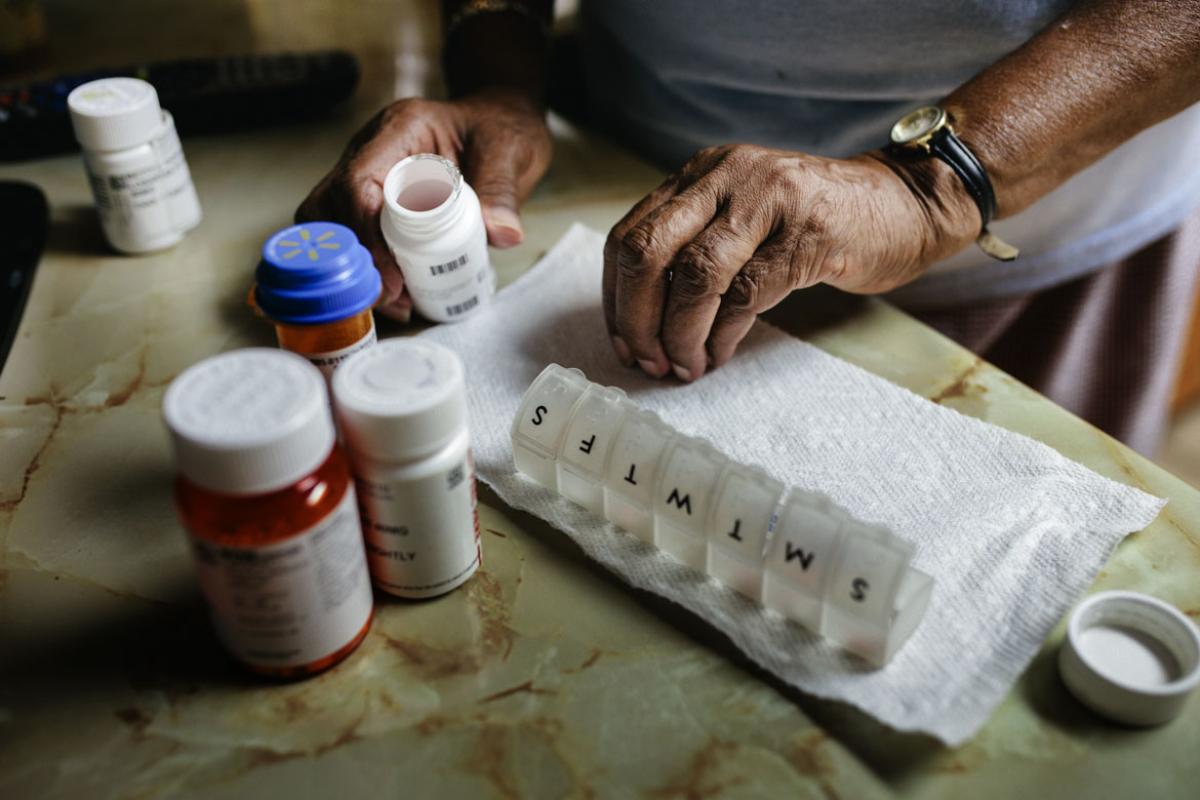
[332,338,481,598]
[68,77,202,254]
[380,154,494,323]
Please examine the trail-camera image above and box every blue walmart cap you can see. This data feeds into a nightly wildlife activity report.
[255,222,382,325]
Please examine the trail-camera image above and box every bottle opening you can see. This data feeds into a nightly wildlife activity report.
[398,179,452,212]
[383,154,462,218]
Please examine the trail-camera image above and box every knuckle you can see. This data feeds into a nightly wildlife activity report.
[604,228,626,264]
[383,97,426,122]
[724,269,762,311]
[618,222,666,272]
[673,241,726,299]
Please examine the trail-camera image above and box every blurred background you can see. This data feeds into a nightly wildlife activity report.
[3,0,1199,485]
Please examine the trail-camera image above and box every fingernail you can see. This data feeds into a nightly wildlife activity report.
[395,306,411,324]
[671,363,692,382]
[484,206,523,248]
[637,358,662,377]
[611,335,633,365]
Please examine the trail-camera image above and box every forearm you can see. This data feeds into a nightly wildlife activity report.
[441,0,552,109]
[947,0,1200,218]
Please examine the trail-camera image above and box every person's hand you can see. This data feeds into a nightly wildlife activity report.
[602,144,978,381]
[297,88,553,321]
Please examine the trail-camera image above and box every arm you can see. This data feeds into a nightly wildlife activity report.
[952,0,1200,218]
[603,0,1200,380]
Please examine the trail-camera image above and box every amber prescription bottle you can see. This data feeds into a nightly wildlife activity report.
[254,221,382,379]
[163,348,374,678]
[332,339,481,598]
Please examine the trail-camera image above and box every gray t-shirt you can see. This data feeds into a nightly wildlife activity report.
[580,0,1200,307]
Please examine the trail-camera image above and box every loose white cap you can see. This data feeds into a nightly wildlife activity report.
[68,77,164,152]
[1058,590,1200,726]
[163,349,335,495]
[332,338,467,462]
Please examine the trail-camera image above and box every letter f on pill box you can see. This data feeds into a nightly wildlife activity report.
[557,383,629,514]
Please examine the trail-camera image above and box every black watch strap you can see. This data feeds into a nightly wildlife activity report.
[928,127,1018,262]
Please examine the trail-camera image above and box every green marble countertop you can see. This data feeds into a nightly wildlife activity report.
[2,2,1197,797]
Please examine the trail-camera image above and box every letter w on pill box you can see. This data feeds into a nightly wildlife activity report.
[511,364,935,667]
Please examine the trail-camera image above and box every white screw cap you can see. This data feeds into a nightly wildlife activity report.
[1059,590,1200,726]
[163,349,335,495]
[68,77,164,152]
[332,338,467,462]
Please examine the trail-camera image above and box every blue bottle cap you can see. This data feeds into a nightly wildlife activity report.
[255,222,382,325]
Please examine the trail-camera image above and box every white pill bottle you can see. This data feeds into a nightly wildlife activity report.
[333,338,482,598]
[380,154,495,323]
[68,77,202,253]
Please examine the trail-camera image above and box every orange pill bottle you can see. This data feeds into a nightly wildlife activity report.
[253,221,382,379]
[163,348,374,678]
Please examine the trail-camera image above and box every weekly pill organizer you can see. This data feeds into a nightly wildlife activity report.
[511,364,935,667]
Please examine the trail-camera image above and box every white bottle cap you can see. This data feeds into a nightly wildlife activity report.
[163,349,335,495]
[68,77,163,151]
[332,338,467,462]
[1058,590,1200,726]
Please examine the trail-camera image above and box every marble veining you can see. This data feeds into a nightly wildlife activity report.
[1,1,1198,797]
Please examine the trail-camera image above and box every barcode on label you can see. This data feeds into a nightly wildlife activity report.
[446,296,479,317]
[429,254,468,276]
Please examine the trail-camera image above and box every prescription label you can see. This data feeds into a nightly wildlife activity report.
[356,451,481,597]
[305,321,377,379]
[84,125,194,236]
[187,489,373,669]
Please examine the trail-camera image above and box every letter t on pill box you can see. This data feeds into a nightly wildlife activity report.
[602,409,674,543]
[511,364,589,490]
[707,464,784,600]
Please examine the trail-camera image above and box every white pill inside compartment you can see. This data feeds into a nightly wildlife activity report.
[602,409,674,543]
[510,364,589,490]
[706,464,784,600]
[762,492,847,632]
[653,437,727,570]
[556,384,629,515]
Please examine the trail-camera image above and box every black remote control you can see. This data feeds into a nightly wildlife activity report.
[0,49,359,162]
[0,182,48,377]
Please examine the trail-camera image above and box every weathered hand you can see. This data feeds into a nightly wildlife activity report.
[603,144,977,380]
[298,88,553,321]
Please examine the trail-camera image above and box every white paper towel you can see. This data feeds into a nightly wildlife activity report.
[419,223,1165,745]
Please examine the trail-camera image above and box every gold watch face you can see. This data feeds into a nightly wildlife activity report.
[890,106,947,147]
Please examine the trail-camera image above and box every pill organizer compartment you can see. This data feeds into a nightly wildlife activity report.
[706,464,784,599]
[653,437,727,570]
[821,522,912,666]
[823,526,933,667]
[556,383,629,515]
[510,364,588,490]
[602,410,674,542]
[762,492,848,632]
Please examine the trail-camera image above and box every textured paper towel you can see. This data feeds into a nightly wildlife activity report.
[419,223,1165,745]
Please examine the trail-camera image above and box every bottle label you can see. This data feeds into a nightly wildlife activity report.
[356,449,481,597]
[400,235,493,323]
[305,321,377,378]
[85,123,197,243]
[187,489,373,669]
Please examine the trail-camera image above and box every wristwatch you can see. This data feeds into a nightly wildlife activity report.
[889,106,1019,262]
